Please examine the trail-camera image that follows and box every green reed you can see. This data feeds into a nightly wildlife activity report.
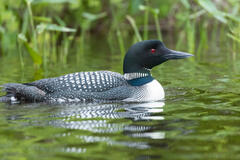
[1,0,240,69]
[143,0,149,40]
[17,0,76,67]
[126,15,142,42]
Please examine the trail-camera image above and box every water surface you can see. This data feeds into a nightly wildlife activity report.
[0,40,240,160]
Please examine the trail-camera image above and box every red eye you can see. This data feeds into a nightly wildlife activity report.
[151,49,156,53]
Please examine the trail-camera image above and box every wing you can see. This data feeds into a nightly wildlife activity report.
[27,71,128,94]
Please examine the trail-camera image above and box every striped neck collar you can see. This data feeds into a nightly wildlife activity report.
[124,72,154,86]
[124,72,151,80]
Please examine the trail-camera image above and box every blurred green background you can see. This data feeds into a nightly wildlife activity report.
[1,0,240,68]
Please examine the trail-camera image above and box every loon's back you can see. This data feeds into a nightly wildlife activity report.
[1,71,133,103]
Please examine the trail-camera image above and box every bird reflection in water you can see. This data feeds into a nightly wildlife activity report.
[49,101,166,151]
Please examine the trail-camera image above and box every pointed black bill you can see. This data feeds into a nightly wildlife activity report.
[164,48,193,60]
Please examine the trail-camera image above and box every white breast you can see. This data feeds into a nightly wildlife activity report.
[123,80,165,102]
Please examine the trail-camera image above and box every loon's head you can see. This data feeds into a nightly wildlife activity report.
[123,40,193,73]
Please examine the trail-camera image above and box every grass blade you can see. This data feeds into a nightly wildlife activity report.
[36,23,76,34]
[32,0,76,4]
[197,0,227,23]
[82,12,107,21]
[126,15,142,41]
[24,41,42,65]
[18,33,42,65]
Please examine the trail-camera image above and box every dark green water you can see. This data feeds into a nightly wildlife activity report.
[0,40,240,160]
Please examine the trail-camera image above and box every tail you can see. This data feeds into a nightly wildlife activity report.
[0,95,14,103]
[0,83,46,103]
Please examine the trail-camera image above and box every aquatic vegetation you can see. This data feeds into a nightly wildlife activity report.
[0,0,239,67]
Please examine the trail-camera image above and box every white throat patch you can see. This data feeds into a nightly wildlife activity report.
[123,72,150,80]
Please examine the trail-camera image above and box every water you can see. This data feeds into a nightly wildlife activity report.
[0,41,240,160]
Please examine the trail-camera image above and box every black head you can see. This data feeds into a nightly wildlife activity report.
[123,40,193,73]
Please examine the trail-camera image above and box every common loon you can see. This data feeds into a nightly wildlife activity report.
[0,40,193,103]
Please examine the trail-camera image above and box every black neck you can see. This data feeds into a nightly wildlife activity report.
[123,61,151,74]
